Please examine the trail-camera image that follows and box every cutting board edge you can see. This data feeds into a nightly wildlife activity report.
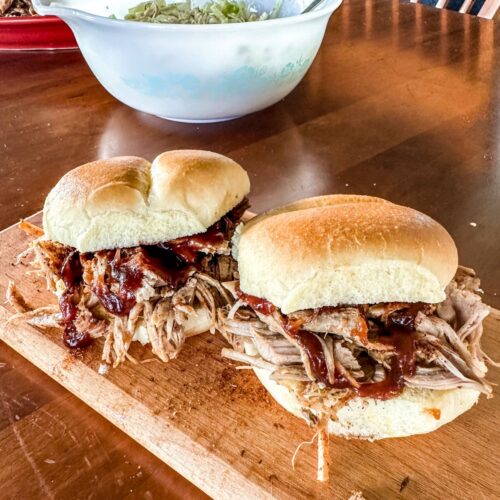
[0,306,274,500]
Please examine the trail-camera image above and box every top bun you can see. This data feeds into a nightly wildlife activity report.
[234,195,458,313]
[43,150,250,252]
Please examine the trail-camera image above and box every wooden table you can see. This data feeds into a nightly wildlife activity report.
[1,1,499,498]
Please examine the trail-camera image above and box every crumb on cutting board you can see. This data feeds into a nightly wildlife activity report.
[400,476,411,492]
[348,491,365,500]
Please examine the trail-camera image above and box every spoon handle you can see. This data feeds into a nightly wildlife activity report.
[301,0,325,13]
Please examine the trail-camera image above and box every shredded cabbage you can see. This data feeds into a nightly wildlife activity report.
[120,0,282,24]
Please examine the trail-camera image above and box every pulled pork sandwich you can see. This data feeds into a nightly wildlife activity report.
[11,150,250,368]
[219,195,494,480]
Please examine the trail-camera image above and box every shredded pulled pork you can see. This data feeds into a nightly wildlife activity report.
[11,200,247,367]
[219,268,494,478]
[220,269,492,399]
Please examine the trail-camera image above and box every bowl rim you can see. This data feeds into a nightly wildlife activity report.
[0,15,65,23]
[33,0,343,31]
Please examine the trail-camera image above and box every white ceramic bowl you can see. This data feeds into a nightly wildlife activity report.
[33,0,342,123]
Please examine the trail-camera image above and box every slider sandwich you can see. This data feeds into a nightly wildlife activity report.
[219,195,494,480]
[10,150,250,367]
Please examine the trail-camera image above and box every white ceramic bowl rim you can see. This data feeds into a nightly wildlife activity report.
[32,0,342,31]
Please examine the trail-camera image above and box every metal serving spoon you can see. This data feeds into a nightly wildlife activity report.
[301,0,323,14]
[301,0,326,14]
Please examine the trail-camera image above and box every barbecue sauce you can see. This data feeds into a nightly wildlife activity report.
[357,328,416,399]
[238,288,421,397]
[166,197,249,262]
[284,321,332,386]
[93,246,196,316]
[387,302,425,330]
[235,286,276,315]
[144,246,195,289]
[357,304,422,399]
[285,321,360,388]
[354,315,369,344]
[60,246,197,347]
[91,250,144,316]
[59,250,93,348]
[236,289,341,387]
[424,408,441,420]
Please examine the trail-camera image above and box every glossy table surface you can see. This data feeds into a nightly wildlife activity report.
[1,1,499,498]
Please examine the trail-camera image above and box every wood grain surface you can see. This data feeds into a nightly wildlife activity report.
[1,0,500,498]
[1,214,499,499]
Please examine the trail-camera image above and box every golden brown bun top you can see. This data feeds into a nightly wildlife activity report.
[234,195,458,312]
[43,150,250,252]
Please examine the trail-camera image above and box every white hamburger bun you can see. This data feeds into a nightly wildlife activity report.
[253,365,479,440]
[43,150,250,253]
[234,195,458,313]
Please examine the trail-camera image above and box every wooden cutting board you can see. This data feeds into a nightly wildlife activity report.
[0,214,499,500]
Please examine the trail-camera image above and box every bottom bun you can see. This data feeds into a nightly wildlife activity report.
[183,306,213,337]
[132,306,212,345]
[253,367,480,440]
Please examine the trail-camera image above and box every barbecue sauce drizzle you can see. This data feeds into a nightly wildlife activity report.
[92,247,195,317]
[357,306,420,398]
[166,198,249,263]
[59,198,248,348]
[284,319,332,386]
[92,251,143,316]
[237,288,420,399]
[357,327,416,399]
[59,250,92,348]
[235,288,337,387]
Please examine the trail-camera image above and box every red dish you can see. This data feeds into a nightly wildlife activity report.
[0,15,77,51]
